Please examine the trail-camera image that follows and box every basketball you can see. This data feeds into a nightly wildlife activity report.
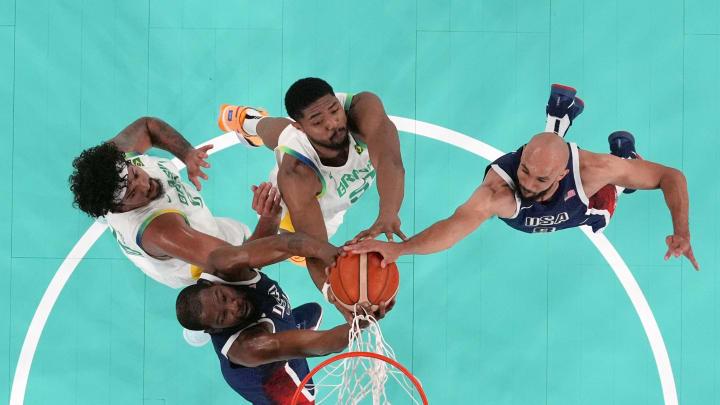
[329,252,399,312]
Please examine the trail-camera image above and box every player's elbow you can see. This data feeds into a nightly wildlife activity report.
[660,167,687,189]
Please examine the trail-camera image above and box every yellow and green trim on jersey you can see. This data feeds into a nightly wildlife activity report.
[275,146,327,198]
[136,209,189,247]
[343,93,354,111]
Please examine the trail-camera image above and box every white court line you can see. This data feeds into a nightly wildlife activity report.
[10,119,677,405]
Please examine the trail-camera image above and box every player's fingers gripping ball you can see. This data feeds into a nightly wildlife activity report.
[329,252,399,313]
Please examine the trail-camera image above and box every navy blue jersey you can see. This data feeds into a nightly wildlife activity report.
[484,142,611,233]
[201,272,315,405]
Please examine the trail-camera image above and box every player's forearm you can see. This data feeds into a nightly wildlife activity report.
[400,213,482,256]
[145,117,194,161]
[247,215,281,242]
[306,258,329,291]
[659,168,691,237]
[375,159,405,218]
[209,232,327,271]
[279,325,350,358]
[235,325,350,367]
[243,232,333,271]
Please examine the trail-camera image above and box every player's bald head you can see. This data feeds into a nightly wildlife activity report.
[515,132,571,201]
[522,132,569,175]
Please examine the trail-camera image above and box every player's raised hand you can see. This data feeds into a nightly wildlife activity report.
[343,239,400,268]
[315,244,345,270]
[251,182,282,218]
[351,214,407,244]
[184,144,213,191]
[664,234,699,271]
[373,297,396,321]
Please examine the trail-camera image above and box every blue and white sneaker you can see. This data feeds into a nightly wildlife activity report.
[293,302,323,331]
[546,84,584,137]
[609,130,641,194]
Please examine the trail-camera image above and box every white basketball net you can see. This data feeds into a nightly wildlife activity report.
[307,311,424,405]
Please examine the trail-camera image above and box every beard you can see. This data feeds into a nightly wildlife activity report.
[149,178,165,201]
[315,127,349,150]
[518,182,555,201]
[232,286,263,328]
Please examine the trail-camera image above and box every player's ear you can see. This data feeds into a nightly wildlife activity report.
[557,168,570,181]
[291,121,303,131]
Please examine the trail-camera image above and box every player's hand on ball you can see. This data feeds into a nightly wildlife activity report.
[184,144,213,191]
[373,297,396,320]
[351,213,407,243]
[316,244,344,270]
[251,182,282,218]
[343,239,400,268]
[664,234,699,271]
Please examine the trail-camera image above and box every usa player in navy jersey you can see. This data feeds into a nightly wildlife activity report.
[176,232,391,405]
[347,84,699,271]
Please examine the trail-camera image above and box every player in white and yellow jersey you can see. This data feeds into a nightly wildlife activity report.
[219,78,406,320]
[69,117,286,342]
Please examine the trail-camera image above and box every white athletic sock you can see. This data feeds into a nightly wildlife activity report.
[241,108,266,136]
[545,114,571,138]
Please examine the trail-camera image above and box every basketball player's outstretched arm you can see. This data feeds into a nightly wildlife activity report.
[277,157,331,290]
[204,233,341,282]
[278,157,360,322]
[226,322,351,368]
[109,117,212,191]
[347,170,517,266]
[346,93,406,243]
[139,183,285,271]
[579,150,699,270]
[140,212,231,269]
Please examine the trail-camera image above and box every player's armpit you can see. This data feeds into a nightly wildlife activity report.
[140,212,229,268]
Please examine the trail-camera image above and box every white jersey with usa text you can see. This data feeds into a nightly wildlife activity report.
[105,154,252,289]
[270,93,376,238]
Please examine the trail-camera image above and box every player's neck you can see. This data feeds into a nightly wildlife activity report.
[535,181,561,203]
[312,142,350,167]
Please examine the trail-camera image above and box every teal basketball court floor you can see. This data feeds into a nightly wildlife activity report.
[2,1,719,404]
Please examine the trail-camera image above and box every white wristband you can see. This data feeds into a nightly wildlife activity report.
[321,282,332,303]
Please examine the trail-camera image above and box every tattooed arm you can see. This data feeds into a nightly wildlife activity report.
[109,117,213,190]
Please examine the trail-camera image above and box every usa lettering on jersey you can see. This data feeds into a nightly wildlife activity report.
[524,212,569,227]
[267,284,291,317]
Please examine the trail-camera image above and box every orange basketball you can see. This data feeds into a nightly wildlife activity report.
[329,252,399,312]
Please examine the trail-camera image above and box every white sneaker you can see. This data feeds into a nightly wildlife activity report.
[183,328,211,347]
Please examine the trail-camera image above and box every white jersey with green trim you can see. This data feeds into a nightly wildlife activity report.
[105,154,251,289]
[269,93,376,238]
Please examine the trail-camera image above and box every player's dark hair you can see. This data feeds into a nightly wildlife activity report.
[284,77,335,121]
[69,142,127,218]
[176,282,213,331]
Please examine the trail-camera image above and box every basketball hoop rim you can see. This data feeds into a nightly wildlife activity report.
[290,351,429,405]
